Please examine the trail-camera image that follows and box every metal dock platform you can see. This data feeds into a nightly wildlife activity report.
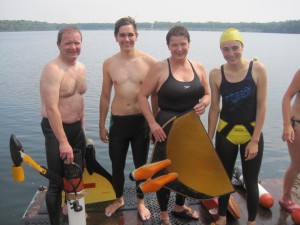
[20,178,300,225]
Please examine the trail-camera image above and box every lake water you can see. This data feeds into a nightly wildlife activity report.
[0,30,299,225]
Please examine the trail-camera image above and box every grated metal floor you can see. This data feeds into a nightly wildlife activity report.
[21,186,202,225]
[20,179,298,225]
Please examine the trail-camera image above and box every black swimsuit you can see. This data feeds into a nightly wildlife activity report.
[156,58,204,125]
[290,92,300,128]
[215,61,263,222]
[158,59,204,113]
[291,117,300,128]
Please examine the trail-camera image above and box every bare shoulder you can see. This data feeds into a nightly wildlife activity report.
[190,60,205,71]
[145,59,168,90]
[189,60,208,81]
[209,66,221,79]
[43,58,58,71]
[145,59,167,81]
[294,68,300,78]
[103,53,117,67]
[151,59,167,72]
[252,61,267,83]
[76,61,86,71]
[208,66,221,88]
[290,68,300,86]
[253,60,266,73]
[41,58,61,80]
[137,50,156,65]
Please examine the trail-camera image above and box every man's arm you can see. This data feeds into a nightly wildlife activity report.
[99,59,113,143]
[40,64,74,163]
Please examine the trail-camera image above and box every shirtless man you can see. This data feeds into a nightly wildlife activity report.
[40,26,87,225]
[99,17,156,221]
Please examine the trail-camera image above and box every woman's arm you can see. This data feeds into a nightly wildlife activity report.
[251,61,267,144]
[194,62,211,116]
[245,61,267,160]
[138,62,166,142]
[282,69,300,142]
[208,68,221,140]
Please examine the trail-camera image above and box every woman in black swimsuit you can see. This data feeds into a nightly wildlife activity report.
[138,26,210,225]
[208,28,267,225]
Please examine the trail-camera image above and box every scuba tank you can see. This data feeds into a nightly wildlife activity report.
[63,149,86,225]
[232,166,244,186]
[9,134,87,224]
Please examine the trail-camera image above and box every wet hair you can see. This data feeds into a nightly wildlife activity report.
[57,26,82,45]
[166,25,190,45]
[114,16,137,36]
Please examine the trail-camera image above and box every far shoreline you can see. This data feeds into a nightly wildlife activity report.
[1,19,300,34]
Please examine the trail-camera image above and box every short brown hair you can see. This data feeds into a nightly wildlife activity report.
[114,16,137,36]
[166,25,190,45]
[57,26,82,45]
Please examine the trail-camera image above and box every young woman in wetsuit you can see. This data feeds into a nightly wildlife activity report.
[138,26,210,225]
[208,28,267,225]
[280,68,300,212]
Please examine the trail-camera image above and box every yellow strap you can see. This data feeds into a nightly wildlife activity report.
[218,119,256,145]
[217,119,228,132]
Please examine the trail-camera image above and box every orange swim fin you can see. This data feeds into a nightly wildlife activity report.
[228,196,240,219]
[201,198,219,221]
[137,173,178,193]
[202,196,240,221]
[129,159,171,181]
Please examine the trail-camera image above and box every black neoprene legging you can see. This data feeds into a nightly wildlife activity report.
[41,118,86,225]
[154,110,186,211]
[109,114,150,199]
[215,132,264,222]
[157,184,186,211]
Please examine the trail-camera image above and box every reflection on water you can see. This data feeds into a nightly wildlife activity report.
[0,30,299,225]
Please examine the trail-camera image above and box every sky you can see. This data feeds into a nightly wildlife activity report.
[0,0,299,24]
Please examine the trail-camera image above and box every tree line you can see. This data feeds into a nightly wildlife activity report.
[1,19,300,34]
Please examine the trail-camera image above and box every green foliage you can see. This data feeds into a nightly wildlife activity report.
[1,20,300,34]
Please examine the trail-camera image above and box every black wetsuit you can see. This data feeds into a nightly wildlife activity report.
[216,61,264,222]
[154,58,205,211]
[108,114,150,199]
[41,118,86,225]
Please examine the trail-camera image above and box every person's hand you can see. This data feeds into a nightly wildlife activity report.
[194,101,207,116]
[244,140,258,161]
[59,142,74,164]
[150,122,166,142]
[282,125,295,143]
[99,127,109,143]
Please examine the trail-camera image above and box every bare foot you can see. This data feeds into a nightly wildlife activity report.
[137,199,151,221]
[213,215,226,225]
[160,211,171,225]
[247,221,256,225]
[62,203,68,216]
[105,197,124,217]
[172,204,199,219]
